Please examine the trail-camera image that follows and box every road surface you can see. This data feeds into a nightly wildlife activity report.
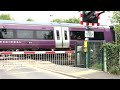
[0,66,76,79]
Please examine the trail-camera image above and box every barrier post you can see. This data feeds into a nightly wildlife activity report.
[101,46,104,71]
[84,39,88,68]
[74,41,77,67]
[87,41,90,68]
[104,48,107,72]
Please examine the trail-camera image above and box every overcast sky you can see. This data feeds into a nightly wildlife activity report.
[0,11,112,25]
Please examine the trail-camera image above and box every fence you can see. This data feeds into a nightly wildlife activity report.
[0,41,106,72]
[74,40,104,71]
[88,40,104,71]
[0,51,75,67]
[74,41,86,68]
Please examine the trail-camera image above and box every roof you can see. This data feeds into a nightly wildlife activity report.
[0,20,110,28]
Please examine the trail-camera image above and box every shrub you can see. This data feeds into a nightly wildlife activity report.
[109,66,120,75]
[91,62,102,70]
[103,43,120,75]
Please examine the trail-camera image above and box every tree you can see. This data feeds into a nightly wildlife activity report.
[26,18,34,21]
[111,11,120,44]
[51,17,80,23]
[64,17,80,23]
[0,14,14,20]
[111,11,120,31]
[51,18,63,23]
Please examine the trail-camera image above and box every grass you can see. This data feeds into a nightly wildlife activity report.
[91,62,102,70]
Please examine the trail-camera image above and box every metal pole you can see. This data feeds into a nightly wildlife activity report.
[50,15,53,23]
[85,26,89,68]
[104,48,107,72]
[74,41,77,67]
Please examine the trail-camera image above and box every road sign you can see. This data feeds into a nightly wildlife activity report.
[85,31,94,38]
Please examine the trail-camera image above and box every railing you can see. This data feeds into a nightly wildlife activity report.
[0,51,75,67]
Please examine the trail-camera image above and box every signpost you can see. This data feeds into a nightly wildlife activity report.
[80,11,104,68]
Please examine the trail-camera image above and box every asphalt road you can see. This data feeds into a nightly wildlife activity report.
[0,66,76,79]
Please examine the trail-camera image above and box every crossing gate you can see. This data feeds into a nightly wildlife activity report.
[88,40,104,71]
[74,40,104,71]
[74,41,86,68]
[0,50,75,68]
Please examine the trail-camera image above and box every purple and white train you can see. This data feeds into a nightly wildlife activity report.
[0,20,115,51]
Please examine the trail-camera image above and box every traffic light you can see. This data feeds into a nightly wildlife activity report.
[82,11,98,23]
[80,11,105,26]
[82,11,105,23]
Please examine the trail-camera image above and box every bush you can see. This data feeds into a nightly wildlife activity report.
[103,43,120,75]
[109,66,120,75]
[91,62,102,70]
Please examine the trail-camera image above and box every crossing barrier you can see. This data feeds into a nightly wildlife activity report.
[0,50,75,67]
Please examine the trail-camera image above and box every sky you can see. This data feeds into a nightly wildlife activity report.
[0,11,112,25]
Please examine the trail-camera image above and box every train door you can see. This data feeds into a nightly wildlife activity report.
[54,27,63,48]
[61,27,70,48]
[54,26,70,48]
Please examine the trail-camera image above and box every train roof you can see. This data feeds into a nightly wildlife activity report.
[0,20,110,28]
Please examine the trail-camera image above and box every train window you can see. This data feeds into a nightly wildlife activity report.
[89,32,104,40]
[64,30,67,40]
[0,29,14,39]
[36,30,53,40]
[2,28,7,34]
[56,30,60,40]
[70,31,85,40]
[17,30,34,39]
[0,30,3,39]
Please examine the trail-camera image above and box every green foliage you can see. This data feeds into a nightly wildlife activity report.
[51,17,80,23]
[103,43,120,75]
[109,66,120,75]
[111,11,120,24]
[116,32,120,44]
[91,62,102,70]
[51,18,63,23]
[111,11,120,44]
[27,18,34,21]
[88,42,103,70]
[0,14,14,20]
[63,17,80,23]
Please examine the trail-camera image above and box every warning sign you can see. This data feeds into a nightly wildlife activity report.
[85,31,94,38]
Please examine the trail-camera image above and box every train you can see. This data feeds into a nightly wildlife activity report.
[0,20,115,51]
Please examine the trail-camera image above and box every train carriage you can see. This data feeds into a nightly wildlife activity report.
[0,20,115,51]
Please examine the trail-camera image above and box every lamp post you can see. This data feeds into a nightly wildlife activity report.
[50,14,53,23]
